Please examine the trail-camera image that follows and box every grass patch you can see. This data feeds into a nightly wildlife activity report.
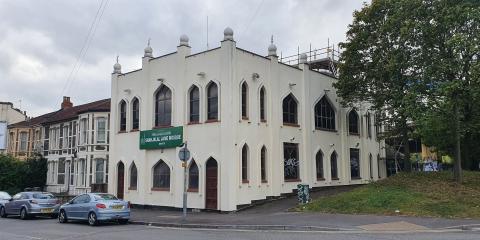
[298,171,480,219]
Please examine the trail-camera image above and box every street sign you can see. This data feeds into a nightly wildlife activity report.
[178,147,190,161]
[139,126,183,149]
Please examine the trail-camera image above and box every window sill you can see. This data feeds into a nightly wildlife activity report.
[187,188,199,192]
[315,128,337,132]
[283,123,300,127]
[317,178,325,181]
[188,121,200,125]
[151,187,170,191]
[284,178,301,182]
[351,177,362,180]
[128,187,137,190]
[205,119,220,123]
[348,133,360,136]
[118,130,127,134]
[331,177,339,181]
[241,117,249,120]
[260,119,267,123]
[261,180,268,184]
[130,129,139,132]
[153,125,172,129]
[242,179,249,184]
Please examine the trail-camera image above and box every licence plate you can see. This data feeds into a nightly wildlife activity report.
[41,208,54,213]
[111,205,123,210]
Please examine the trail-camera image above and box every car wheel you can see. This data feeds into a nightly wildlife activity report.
[58,210,68,223]
[118,219,129,225]
[0,207,7,218]
[20,208,29,220]
[88,212,98,226]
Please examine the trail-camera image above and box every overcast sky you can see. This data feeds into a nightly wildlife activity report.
[0,0,368,117]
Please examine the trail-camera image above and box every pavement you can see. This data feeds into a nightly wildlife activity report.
[1,217,480,240]
[129,186,480,232]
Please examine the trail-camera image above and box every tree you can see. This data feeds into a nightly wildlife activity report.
[335,0,480,182]
[0,154,48,194]
[334,0,425,172]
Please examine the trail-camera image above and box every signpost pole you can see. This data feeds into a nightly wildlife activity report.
[182,142,188,221]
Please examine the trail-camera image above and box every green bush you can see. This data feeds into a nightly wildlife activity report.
[0,154,47,195]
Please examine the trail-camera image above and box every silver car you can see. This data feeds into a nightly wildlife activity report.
[0,192,60,219]
[58,193,130,226]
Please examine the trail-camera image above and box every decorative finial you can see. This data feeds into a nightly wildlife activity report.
[268,35,277,57]
[144,39,153,57]
[147,38,151,47]
[113,55,121,74]
[271,35,274,44]
[179,34,189,46]
[224,27,234,41]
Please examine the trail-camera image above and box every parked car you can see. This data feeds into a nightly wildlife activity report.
[58,193,130,226]
[0,192,12,205]
[0,192,60,220]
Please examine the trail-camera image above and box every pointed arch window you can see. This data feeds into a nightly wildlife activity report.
[282,94,298,125]
[188,160,199,191]
[207,82,218,120]
[260,87,266,122]
[377,154,381,179]
[129,162,138,190]
[241,82,248,119]
[152,160,170,190]
[369,153,373,179]
[119,100,127,132]
[261,146,267,182]
[132,98,140,130]
[331,151,338,180]
[241,144,249,182]
[189,86,200,123]
[155,86,172,127]
[348,110,359,135]
[366,112,372,138]
[315,96,335,130]
[316,150,324,180]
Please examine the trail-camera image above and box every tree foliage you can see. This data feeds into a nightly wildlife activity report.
[0,154,48,195]
[334,0,480,179]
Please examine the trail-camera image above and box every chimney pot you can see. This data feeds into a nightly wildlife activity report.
[61,96,73,109]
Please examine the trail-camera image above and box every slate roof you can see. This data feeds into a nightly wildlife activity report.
[7,98,110,128]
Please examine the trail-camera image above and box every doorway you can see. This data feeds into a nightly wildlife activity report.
[117,162,125,199]
[205,158,218,210]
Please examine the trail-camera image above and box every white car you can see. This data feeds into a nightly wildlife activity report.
[0,192,12,205]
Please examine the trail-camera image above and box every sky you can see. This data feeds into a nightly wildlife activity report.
[0,0,368,117]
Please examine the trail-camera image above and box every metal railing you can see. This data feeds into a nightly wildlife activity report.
[279,45,341,66]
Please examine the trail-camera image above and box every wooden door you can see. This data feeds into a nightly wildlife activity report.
[117,162,125,199]
[205,158,218,210]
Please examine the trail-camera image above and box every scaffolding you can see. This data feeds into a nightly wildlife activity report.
[279,42,340,77]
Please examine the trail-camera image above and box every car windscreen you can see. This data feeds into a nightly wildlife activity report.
[93,194,118,201]
[0,192,11,199]
[32,193,55,199]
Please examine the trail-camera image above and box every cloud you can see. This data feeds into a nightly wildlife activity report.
[0,0,368,116]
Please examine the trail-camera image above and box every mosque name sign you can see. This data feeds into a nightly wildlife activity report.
[139,127,183,149]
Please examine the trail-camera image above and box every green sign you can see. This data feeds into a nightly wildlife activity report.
[139,126,183,149]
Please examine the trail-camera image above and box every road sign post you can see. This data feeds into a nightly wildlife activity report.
[178,142,190,222]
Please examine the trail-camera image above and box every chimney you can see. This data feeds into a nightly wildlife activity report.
[61,96,73,109]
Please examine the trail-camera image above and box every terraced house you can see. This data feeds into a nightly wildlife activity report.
[43,97,111,195]
[108,28,387,211]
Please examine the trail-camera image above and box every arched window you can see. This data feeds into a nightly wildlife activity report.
[282,94,297,125]
[260,87,266,122]
[377,154,381,179]
[314,96,335,130]
[189,86,200,123]
[152,160,170,190]
[366,112,372,138]
[132,98,139,130]
[207,82,218,120]
[130,162,138,190]
[316,150,324,180]
[119,100,127,131]
[188,160,199,191]
[155,86,172,127]
[331,151,338,180]
[261,146,267,182]
[348,110,359,135]
[241,144,249,182]
[369,153,373,179]
[241,82,248,119]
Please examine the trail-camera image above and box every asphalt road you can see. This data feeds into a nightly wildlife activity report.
[0,217,479,240]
